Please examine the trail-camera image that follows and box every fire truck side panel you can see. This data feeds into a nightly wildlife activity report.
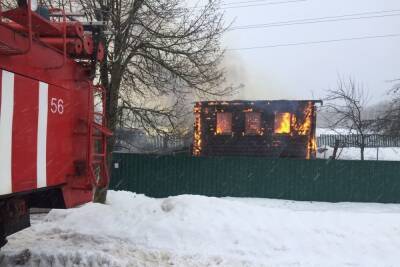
[12,73,39,192]
[0,69,92,203]
[47,83,74,187]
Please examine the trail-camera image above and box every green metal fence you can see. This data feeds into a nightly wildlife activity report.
[110,153,400,203]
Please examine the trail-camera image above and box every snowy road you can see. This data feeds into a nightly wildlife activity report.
[1,191,400,266]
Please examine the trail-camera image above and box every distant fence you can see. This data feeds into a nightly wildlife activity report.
[115,132,187,153]
[317,134,400,148]
[110,153,400,203]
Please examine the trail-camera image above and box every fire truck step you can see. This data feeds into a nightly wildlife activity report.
[92,123,113,136]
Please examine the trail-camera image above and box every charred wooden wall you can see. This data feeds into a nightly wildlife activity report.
[192,100,319,158]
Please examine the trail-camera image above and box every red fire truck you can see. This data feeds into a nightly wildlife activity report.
[0,0,111,247]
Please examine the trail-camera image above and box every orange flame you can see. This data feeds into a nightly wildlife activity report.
[292,102,313,135]
[193,106,202,156]
[292,102,316,159]
[306,137,317,159]
[216,113,232,135]
[274,112,291,134]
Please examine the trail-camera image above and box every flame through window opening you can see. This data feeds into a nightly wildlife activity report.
[245,112,262,135]
[291,102,313,136]
[273,102,316,158]
[216,112,232,135]
[274,112,292,134]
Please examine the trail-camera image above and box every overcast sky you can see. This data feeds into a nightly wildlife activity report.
[200,0,400,104]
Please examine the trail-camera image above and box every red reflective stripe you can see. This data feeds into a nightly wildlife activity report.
[12,74,39,192]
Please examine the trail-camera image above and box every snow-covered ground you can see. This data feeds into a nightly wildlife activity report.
[2,191,400,267]
[316,146,400,161]
[316,128,400,161]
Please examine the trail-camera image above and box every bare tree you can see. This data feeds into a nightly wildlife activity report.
[374,82,400,135]
[40,0,235,202]
[323,77,371,160]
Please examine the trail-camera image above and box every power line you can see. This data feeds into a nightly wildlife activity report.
[189,0,306,9]
[230,9,400,30]
[221,0,293,6]
[227,33,400,51]
[232,13,400,30]
[223,0,306,9]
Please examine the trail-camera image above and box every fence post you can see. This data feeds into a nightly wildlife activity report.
[376,147,379,161]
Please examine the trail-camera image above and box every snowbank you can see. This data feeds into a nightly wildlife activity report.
[2,191,400,266]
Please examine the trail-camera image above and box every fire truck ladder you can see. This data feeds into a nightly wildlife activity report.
[0,1,33,55]
[88,84,112,188]
[0,3,68,65]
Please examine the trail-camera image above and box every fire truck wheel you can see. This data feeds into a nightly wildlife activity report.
[0,223,7,248]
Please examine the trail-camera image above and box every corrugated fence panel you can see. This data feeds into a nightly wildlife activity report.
[110,153,400,203]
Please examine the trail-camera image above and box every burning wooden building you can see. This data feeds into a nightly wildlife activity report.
[192,100,322,159]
